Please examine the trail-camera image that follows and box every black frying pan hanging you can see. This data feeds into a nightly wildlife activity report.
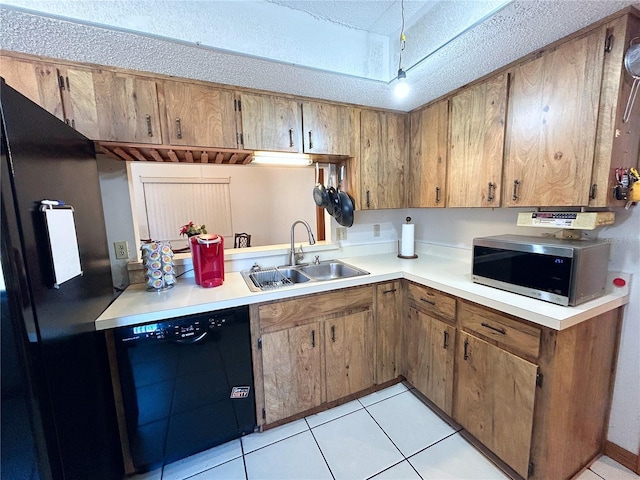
[336,165,354,227]
[313,162,329,208]
[325,164,337,217]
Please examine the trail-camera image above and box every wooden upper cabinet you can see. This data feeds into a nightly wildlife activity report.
[360,109,407,209]
[0,56,65,121]
[448,73,507,207]
[590,14,640,207]
[504,28,606,207]
[240,93,301,152]
[57,66,101,139]
[93,71,162,144]
[301,101,351,155]
[408,99,449,207]
[163,81,237,148]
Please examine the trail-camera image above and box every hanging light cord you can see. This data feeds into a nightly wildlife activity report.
[398,0,406,72]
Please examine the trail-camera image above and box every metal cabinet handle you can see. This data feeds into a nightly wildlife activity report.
[443,330,449,349]
[420,297,436,306]
[481,322,506,335]
[308,131,313,149]
[311,329,315,348]
[435,187,441,204]
[488,182,495,202]
[383,288,397,294]
[366,190,371,208]
[463,339,469,360]
[289,128,294,148]
[512,179,520,201]
[58,75,66,90]
[146,114,153,137]
[589,183,597,200]
[176,118,182,139]
[331,325,335,342]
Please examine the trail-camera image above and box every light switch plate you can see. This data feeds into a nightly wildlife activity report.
[373,224,380,237]
[336,227,347,241]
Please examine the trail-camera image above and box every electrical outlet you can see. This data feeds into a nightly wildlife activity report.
[114,241,129,260]
[373,224,380,237]
[336,227,347,241]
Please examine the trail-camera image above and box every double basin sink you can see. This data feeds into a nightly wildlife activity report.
[241,260,369,292]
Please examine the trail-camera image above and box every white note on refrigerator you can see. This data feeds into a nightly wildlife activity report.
[42,207,83,287]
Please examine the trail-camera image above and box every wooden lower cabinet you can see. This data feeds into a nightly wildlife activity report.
[325,311,374,403]
[256,286,375,425]
[376,281,403,384]
[254,281,621,480]
[404,307,455,415]
[261,323,322,424]
[455,331,538,479]
[454,300,621,480]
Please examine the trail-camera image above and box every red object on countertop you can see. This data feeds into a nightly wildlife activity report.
[613,277,626,287]
[189,234,225,287]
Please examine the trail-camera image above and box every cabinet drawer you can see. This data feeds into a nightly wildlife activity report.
[458,300,541,359]
[405,282,456,322]
[258,285,373,332]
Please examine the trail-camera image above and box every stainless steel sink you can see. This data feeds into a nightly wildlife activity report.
[297,261,369,281]
[241,260,368,292]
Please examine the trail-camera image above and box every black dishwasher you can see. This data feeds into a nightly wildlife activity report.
[113,305,256,473]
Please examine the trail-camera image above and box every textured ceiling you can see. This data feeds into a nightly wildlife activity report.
[1,1,639,112]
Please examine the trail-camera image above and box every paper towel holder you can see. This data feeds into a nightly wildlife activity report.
[398,216,418,259]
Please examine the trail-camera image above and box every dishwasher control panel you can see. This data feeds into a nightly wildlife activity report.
[116,312,236,343]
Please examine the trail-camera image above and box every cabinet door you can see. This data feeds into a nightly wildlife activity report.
[360,110,406,209]
[504,28,605,207]
[0,56,65,121]
[324,310,374,403]
[591,16,640,207]
[57,66,101,139]
[261,323,322,424]
[448,73,507,207]
[376,281,402,384]
[93,72,162,144]
[240,93,301,152]
[455,331,538,479]
[164,81,237,148]
[302,101,351,155]
[409,99,448,207]
[404,307,455,415]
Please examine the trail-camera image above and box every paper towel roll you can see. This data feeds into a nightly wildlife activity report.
[401,223,415,257]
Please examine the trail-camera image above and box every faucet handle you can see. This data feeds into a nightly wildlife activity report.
[314,255,320,265]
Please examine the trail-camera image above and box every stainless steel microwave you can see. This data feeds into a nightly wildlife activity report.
[472,234,610,306]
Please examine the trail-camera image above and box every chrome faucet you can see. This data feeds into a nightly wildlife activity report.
[289,220,316,266]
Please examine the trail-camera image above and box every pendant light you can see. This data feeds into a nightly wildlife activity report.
[394,0,409,99]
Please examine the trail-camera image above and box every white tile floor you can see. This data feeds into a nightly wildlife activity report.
[129,383,640,480]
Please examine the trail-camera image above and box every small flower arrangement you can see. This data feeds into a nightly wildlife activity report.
[179,221,207,237]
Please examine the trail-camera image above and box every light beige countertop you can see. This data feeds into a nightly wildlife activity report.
[95,247,631,331]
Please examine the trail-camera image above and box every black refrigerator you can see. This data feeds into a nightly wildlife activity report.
[1,81,123,480]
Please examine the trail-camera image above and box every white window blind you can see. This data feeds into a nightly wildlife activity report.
[140,177,232,242]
